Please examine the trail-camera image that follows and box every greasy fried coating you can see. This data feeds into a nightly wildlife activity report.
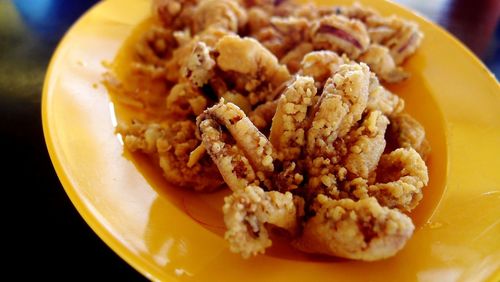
[210,101,275,173]
[369,148,429,212]
[388,113,430,159]
[359,44,408,83]
[308,63,371,147]
[183,41,215,87]
[335,2,379,22]
[252,27,288,58]
[311,15,370,58]
[215,35,291,105]
[164,40,198,83]
[223,185,303,258]
[280,43,314,73]
[344,110,389,179]
[252,16,311,59]
[121,120,224,191]
[165,27,232,83]
[247,7,271,33]
[197,116,257,191]
[220,91,252,114]
[305,82,347,197]
[271,16,310,43]
[269,76,317,192]
[366,74,405,116]
[198,101,275,189]
[166,82,208,118]
[193,0,248,33]
[293,196,414,261]
[248,100,278,130]
[270,76,317,161]
[305,63,371,197]
[366,15,423,64]
[299,51,345,86]
[135,25,176,66]
[153,0,198,30]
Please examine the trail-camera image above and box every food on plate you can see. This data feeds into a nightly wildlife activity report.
[109,0,429,261]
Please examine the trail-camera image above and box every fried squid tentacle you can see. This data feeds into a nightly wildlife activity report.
[388,113,430,159]
[359,44,408,83]
[224,185,304,258]
[183,41,216,87]
[369,147,429,212]
[299,50,345,87]
[366,15,423,64]
[270,76,317,161]
[311,15,370,58]
[215,35,291,105]
[345,110,389,180]
[248,100,279,130]
[209,101,275,174]
[366,74,405,116]
[293,196,414,261]
[198,100,275,189]
[122,120,224,192]
[269,75,317,191]
[306,63,371,197]
[197,116,257,191]
[192,0,248,33]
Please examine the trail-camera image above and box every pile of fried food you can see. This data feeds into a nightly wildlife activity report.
[112,0,430,261]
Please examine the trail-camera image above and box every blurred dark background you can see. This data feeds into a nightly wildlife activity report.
[0,0,498,280]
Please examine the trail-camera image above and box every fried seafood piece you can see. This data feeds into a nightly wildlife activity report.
[305,63,371,197]
[165,81,208,118]
[293,195,414,261]
[248,100,278,130]
[197,100,275,189]
[223,185,304,258]
[366,74,405,116]
[310,15,370,58]
[192,0,247,33]
[215,35,291,105]
[269,76,317,191]
[280,42,314,73]
[220,91,253,114]
[388,113,430,159]
[164,40,199,83]
[359,44,408,83]
[252,16,311,60]
[299,50,345,86]
[307,63,371,153]
[198,101,306,258]
[271,16,311,43]
[121,120,224,192]
[270,76,317,161]
[183,41,216,87]
[247,7,271,33]
[165,26,232,83]
[344,110,389,180]
[197,116,257,192]
[152,0,198,30]
[135,25,176,67]
[369,148,429,212]
[366,15,423,64]
[335,2,379,22]
[251,27,286,58]
[334,2,423,65]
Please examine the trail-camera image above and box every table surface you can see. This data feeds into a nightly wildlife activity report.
[1,0,498,279]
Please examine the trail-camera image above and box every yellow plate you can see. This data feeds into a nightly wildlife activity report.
[43,0,500,281]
